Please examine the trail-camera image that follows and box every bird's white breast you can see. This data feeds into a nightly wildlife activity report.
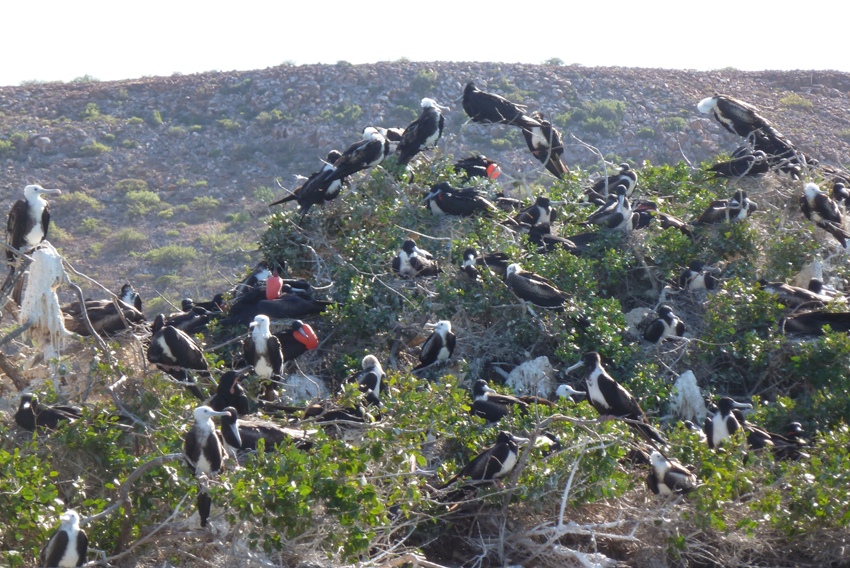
[586,370,609,410]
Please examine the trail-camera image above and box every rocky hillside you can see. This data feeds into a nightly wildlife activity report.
[2,62,850,308]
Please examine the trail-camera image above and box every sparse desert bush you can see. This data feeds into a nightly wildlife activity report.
[143,244,199,268]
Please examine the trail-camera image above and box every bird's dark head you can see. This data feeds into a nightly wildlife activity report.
[717,397,752,414]
[619,163,631,172]
[181,298,195,311]
[657,304,675,317]
[688,260,707,272]
[472,378,494,398]
[807,278,824,294]
[400,239,418,255]
[535,196,551,208]
[19,393,35,409]
[326,150,342,163]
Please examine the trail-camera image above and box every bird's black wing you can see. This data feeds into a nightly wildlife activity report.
[41,528,69,568]
[6,199,27,261]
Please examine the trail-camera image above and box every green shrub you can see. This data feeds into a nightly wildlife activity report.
[115,179,148,193]
[216,118,241,131]
[318,103,363,126]
[81,102,100,120]
[124,190,164,218]
[659,116,687,132]
[143,244,199,268]
[108,228,147,251]
[190,196,220,211]
[779,92,813,110]
[78,142,110,156]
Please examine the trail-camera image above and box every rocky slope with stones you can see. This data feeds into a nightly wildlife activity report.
[2,61,849,309]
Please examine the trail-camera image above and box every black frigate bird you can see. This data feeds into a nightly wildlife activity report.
[147,314,210,401]
[565,351,666,445]
[469,378,529,424]
[268,150,349,216]
[800,182,850,248]
[461,248,511,281]
[678,260,717,291]
[646,451,698,496]
[392,239,440,278]
[438,431,528,488]
[731,410,809,461]
[583,184,632,231]
[273,319,319,361]
[781,310,850,335]
[209,366,254,417]
[462,82,542,129]
[39,509,88,568]
[14,393,82,432]
[527,225,580,255]
[454,155,501,180]
[757,279,830,309]
[643,305,686,344]
[413,320,456,372]
[833,182,850,208]
[505,263,567,309]
[119,282,143,312]
[219,406,312,462]
[5,184,62,304]
[704,397,753,449]
[183,405,231,527]
[423,183,497,216]
[522,111,569,178]
[587,163,637,203]
[61,297,146,336]
[243,314,284,402]
[707,148,770,178]
[694,189,757,224]
[396,98,447,165]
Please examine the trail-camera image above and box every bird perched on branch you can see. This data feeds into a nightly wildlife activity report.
[268,150,349,216]
[707,148,769,178]
[438,431,527,488]
[512,196,557,232]
[219,406,312,461]
[453,155,501,180]
[423,183,497,216]
[646,451,698,496]
[469,378,528,423]
[460,248,511,281]
[643,305,685,344]
[587,163,637,203]
[147,314,210,400]
[40,509,87,568]
[392,239,440,278]
[462,82,541,128]
[413,320,456,372]
[678,261,717,291]
[800,182,850,248]
[243,315,284,402]
[565,351,666,445]
[505,263,567,309]
[347,354,385,407]
[694,189,757,224]
[183,405,231,527]
[396,98,447,165]
[522,111,569,178]
[704,397,752,449]
[583,184,633,231]
[14,393,82,432]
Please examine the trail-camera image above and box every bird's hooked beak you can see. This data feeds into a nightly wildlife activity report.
[423,322,437,329]
[556,384,585,398]
[42,188,62,196]
[731,400,753,410]
[510,434,531,445]
[423,189,439,202]
[565,360,585,373]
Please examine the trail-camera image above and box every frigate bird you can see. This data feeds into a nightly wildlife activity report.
[522,111,569,178]
[646,451,698,496]
[273,319,319,361]
[320,127,389,185]
[147,314,209,400]
[392,239,440,278]
[413,320,456,372]
[565,352,666,445]
[219,291,332,326]
[527,226,580,255]
[61,297,146,336]
[438,431,527,488]
[219,406,312,461]
[6,184,61,262]
[587,163,637,203]
[396,98,447,165]
[704,397,753,449]
[423,183,497,216]
[758,279,830,309]
[730,410,809,460]
[119,282,143,312]
[161,299,213,335]
[208,367,254,416]
[347,354,384,407]
[643,305,685,344]
[833,182,850,208]
[512,196,557,231]
[183,405,231,527]
[583,184,632,231]
[243,315,284,401]
[505,263,567,309]
[462,82,541,128]
[555,383,587,403]
[268,150,349,216]
[39,509,87,568]
[14,394,82,432]
[678,261,717,291]
[469,378,528,423]
[657,212,695,240]
[453,155,501,180]
[781,310,850,335]
[800,182,850,248]
[460,248,511,281]
[707,148,770,178]
[694,189,757,224]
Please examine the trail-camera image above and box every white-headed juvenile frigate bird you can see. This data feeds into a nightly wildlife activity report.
[147,314,210,401]
[505,263,567,309]
[800,182,850,248]
[346,354,385,407]
[396,98,447,165]
[39,509,88,568]
[392,239,440,278]
[243,314,284,402]
[704,397,753,449]
[646,451,698,496]
[565,351,666,445]
[522,111,569,179]
[462,82,541,129]
[183,405,231,527]
[423,183,497,216]
[643,305,685,344]
[438,431,528,488]
[413,320,456,372]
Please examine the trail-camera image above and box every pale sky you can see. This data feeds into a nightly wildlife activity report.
[4,1,848,87]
